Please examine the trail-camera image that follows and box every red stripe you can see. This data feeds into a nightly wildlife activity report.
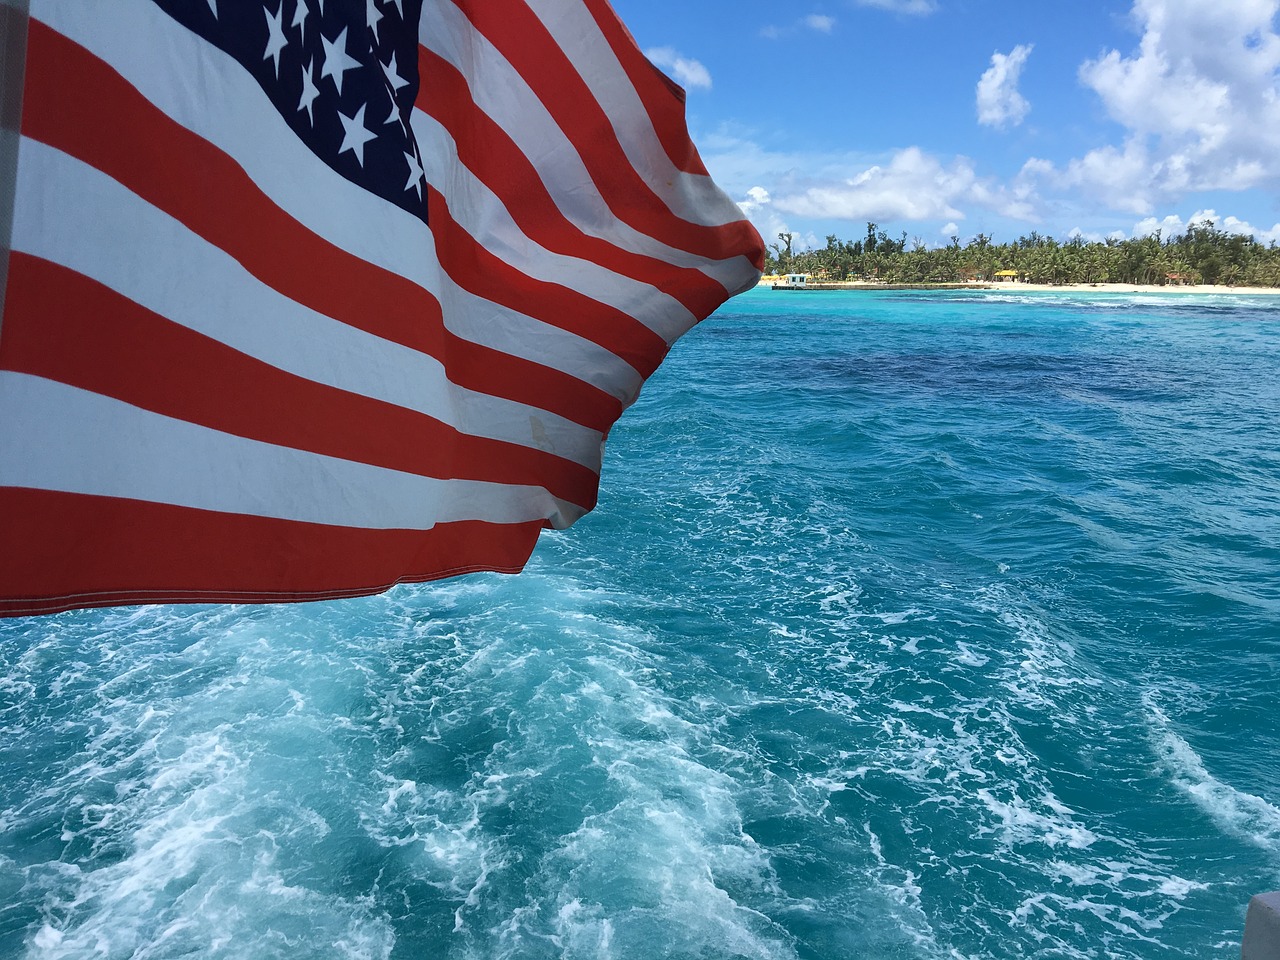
[0,253,602,511]
[0,488,543,618]
[428,190,666,379]
[22,18,622,434]
[447,0,764,267]
[417,46,730,321]
[579,0,711,178]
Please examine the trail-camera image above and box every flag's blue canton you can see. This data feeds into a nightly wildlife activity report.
[153,0,428,225]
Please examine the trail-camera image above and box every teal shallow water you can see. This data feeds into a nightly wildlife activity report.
[2,288,1279,959]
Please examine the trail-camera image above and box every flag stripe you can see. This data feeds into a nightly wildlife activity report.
[577,0,712,177]
[522,0,725,196]
[415,111,697,348]
[0,372,584,530]
[12,138,610,466]
[0,253,602,511]
[23,18,648,411]
[413,48,729,324]
[445,0,751,243]
[0,487,543,618]
[428,191,667,380]
[419,0,762,275]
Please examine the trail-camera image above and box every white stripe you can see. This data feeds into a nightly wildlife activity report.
[418,0,757,288]
[0,372,584,530]
[522,0,745,230]
[413,110,693,348]
[11,138,605,470]
[33,0,654,389]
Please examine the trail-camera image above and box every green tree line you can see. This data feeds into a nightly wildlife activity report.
[765,221,1280,287]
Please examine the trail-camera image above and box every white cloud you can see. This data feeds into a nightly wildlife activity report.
[698,127,1044,228]
[736,187,819,253]
[644,47,712,90]
[1049,0,1280,209]
[1131,209,1280,244]
[852,0,937,14]
[767,146,1038,224]
[1067,227,1107,243]
[775,148,967,221]
[976,44,1033,128]
[1061,139,1158,214]
[805,14,837,32]
[1131,213,1190,238]
[940,222,959,236]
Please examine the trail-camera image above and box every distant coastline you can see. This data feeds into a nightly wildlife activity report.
[764,221,1280,290]
[756,278,1280,296]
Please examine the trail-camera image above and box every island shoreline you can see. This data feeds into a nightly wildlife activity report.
[755,280,1280,296]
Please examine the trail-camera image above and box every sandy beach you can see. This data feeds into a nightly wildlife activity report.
[990,282,1280,295]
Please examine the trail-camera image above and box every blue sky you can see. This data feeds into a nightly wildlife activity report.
[608,0,1280,250]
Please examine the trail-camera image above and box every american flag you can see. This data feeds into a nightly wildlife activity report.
[0,0,764,617]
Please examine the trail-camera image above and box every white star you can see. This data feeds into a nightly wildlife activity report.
[366,0,383,41]
[381,84,404,129]
[380,52,409,93]
[320,27,361,96]
[263,2,288,77]
[298,59,320,125]
[291,0,308,35]
[403,150,424,199]
[338,104,378,167]
[206,0,218,16]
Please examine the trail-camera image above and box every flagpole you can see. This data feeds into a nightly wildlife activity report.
[0,0,29,336]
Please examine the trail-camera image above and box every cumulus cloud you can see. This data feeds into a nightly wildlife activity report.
[737,187,820,252]
[768,146,1038,224]
[698,126,1044,228]
[1036,0,1280,212]
[774,148,968,221]
[644,47,712,90]
[976,44,1033,128]
[1055,139,1158,214]
[852,0,937,13]
[805,14,837,32]
[1131,209,1280,244]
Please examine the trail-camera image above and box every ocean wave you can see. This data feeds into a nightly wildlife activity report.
[1145,694,1280,861]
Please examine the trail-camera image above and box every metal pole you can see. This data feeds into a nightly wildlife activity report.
[0,0,30,339]
[1244,892,1280,960]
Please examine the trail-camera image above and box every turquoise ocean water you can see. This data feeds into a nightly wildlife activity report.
[2,288,1279,959]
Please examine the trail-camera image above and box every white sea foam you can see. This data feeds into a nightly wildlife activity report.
[19,728,396,959]
[952,642,990,667]
[973,586,1103,715]
[975,788,1098,850]
[1145,694,1280,858]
